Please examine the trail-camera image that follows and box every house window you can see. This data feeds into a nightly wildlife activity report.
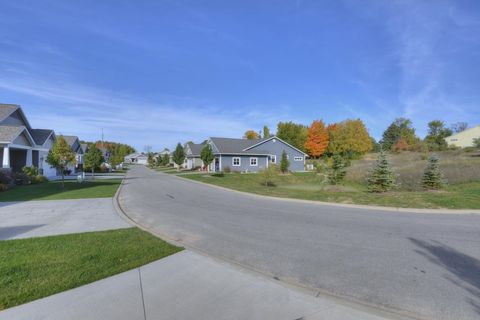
[232,157,241,166]
[250,157,258,166]
[294,156,303,161]
[270,155,276,163]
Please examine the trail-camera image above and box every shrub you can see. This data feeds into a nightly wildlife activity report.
[15,172,31,185]
[422,155,445,190]
[22,166,39,178]
[34,175,49,184]
[473,138,480,148]
[212,172,225,177]
[100,164,108,173]
[463,146,476,153]
[366,151,397,193]
[223,166,231,173]
[0,169,15,187]
[0,183,7,192]
[259,165,277,186]
[327,154,346,185]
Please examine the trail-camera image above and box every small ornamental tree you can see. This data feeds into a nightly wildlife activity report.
[327,154,347,185]
[422,155,445,190]
[259,164,277,186]
[84,145,104,180]
[200,144,214,171]
[366,151,397,192]
[162,153,170,166]
[280,151,289,173]
[172,143,185,171]
[46,136,77,188]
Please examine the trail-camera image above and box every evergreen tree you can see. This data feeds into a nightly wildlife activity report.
[366,151,397,192]
[280,151,289,173]
[172,143,185,170]
[200,144,215,171]
[422,155,445,190]
[328,154,347,185]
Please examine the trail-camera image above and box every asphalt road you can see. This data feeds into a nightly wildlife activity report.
[119,166,480,320]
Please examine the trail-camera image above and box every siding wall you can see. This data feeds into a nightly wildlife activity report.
[220,155,268,172]
[248,138,305,172]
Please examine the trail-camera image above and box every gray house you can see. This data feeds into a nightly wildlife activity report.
[185,142,205,169]
[63,135,84,173]
[206,136,307,172]
[0,104,57,177]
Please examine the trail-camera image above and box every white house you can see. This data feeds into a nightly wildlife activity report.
[445,125,480,148]
[124,152,148,165]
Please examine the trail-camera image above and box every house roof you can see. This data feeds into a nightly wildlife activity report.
[209,137,269,154]
[0,104,32,129]
[30,129,54,145]
[0,125,26,143]
[186,142,206,156]
[243,135,308,156]
[80,143,89,153]
[62,135,79,146]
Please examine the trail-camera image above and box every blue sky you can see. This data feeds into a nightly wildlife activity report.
[1,0,479,151]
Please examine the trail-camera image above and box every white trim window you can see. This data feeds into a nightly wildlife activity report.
[232,157,241,166]
[294,156,303,161]
[250,157,258,166]
[270,155,276,163]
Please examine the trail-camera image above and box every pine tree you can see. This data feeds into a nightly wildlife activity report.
[422,155,445,190]
[366,151,397,192]
[328,154,346,185]
[280,151,289,173]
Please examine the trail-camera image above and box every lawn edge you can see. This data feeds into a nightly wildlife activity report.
[172,172,480,214]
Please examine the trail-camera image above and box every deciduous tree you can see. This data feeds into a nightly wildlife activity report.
[84,145,104,179]
[381,118,419,150]
[304,120,329,158]
[46,136,77,188]
[244,130,260,140]
[327,119,372,157]
[424,120,452,151]
[276,121,308,152]
[263,126,271,139]
[280,151,289,173]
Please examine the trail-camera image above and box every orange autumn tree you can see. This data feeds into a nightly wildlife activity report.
[305,120,329,158]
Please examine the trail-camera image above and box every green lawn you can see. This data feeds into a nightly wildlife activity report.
[182,172,480,209]
[0,179,122,202]
[0,228,182,310]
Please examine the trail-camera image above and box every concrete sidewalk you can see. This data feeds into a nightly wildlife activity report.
[0,250,405,320]
[0,198,130,240]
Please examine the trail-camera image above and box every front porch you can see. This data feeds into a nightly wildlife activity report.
[0,146,34,173]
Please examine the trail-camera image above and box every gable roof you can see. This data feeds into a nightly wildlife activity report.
[0,125,36,146]
[0,104,32,129]
[62,135,79,146]
[446,125,480,139]
[80,143,89,153]
[186,142,206,156]
[243,135,308,156]
[30,129,54,145]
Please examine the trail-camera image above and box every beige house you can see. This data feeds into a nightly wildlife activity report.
[445,125,480,148]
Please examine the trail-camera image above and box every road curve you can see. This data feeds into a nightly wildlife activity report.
[118,166,480,320]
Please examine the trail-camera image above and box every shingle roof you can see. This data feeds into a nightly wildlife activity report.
[0,125,26,143]
[62,135,79,146]
[209,137,270,155]
[80,143,88,153]
[30,129,54,145]
[0,104,19,122]
[186,142,205,156]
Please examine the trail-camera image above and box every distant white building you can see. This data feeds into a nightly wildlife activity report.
[124,152,148,165]
[445,125,480,148]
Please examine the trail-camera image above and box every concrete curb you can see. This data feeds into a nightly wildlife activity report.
[166,172,480,215]
[112,169,423,320]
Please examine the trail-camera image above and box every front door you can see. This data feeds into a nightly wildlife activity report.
[215,158,220,172]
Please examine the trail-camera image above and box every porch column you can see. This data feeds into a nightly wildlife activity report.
[2,146,10,168]
[26,149,33,167]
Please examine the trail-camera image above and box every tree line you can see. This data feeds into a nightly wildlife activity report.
[243,119,470,158]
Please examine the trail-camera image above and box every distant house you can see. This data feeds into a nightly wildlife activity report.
[204,136,307,172]
[124,152,148,165]
[445,125,480,148]
[185,142,205,169]
[0,104,57,178]
[63,135,84,173]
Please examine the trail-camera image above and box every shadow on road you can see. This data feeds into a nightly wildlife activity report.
[409,238,480,315]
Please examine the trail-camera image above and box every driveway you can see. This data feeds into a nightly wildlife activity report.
[0,198,130,240]
[119,165,480,320]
